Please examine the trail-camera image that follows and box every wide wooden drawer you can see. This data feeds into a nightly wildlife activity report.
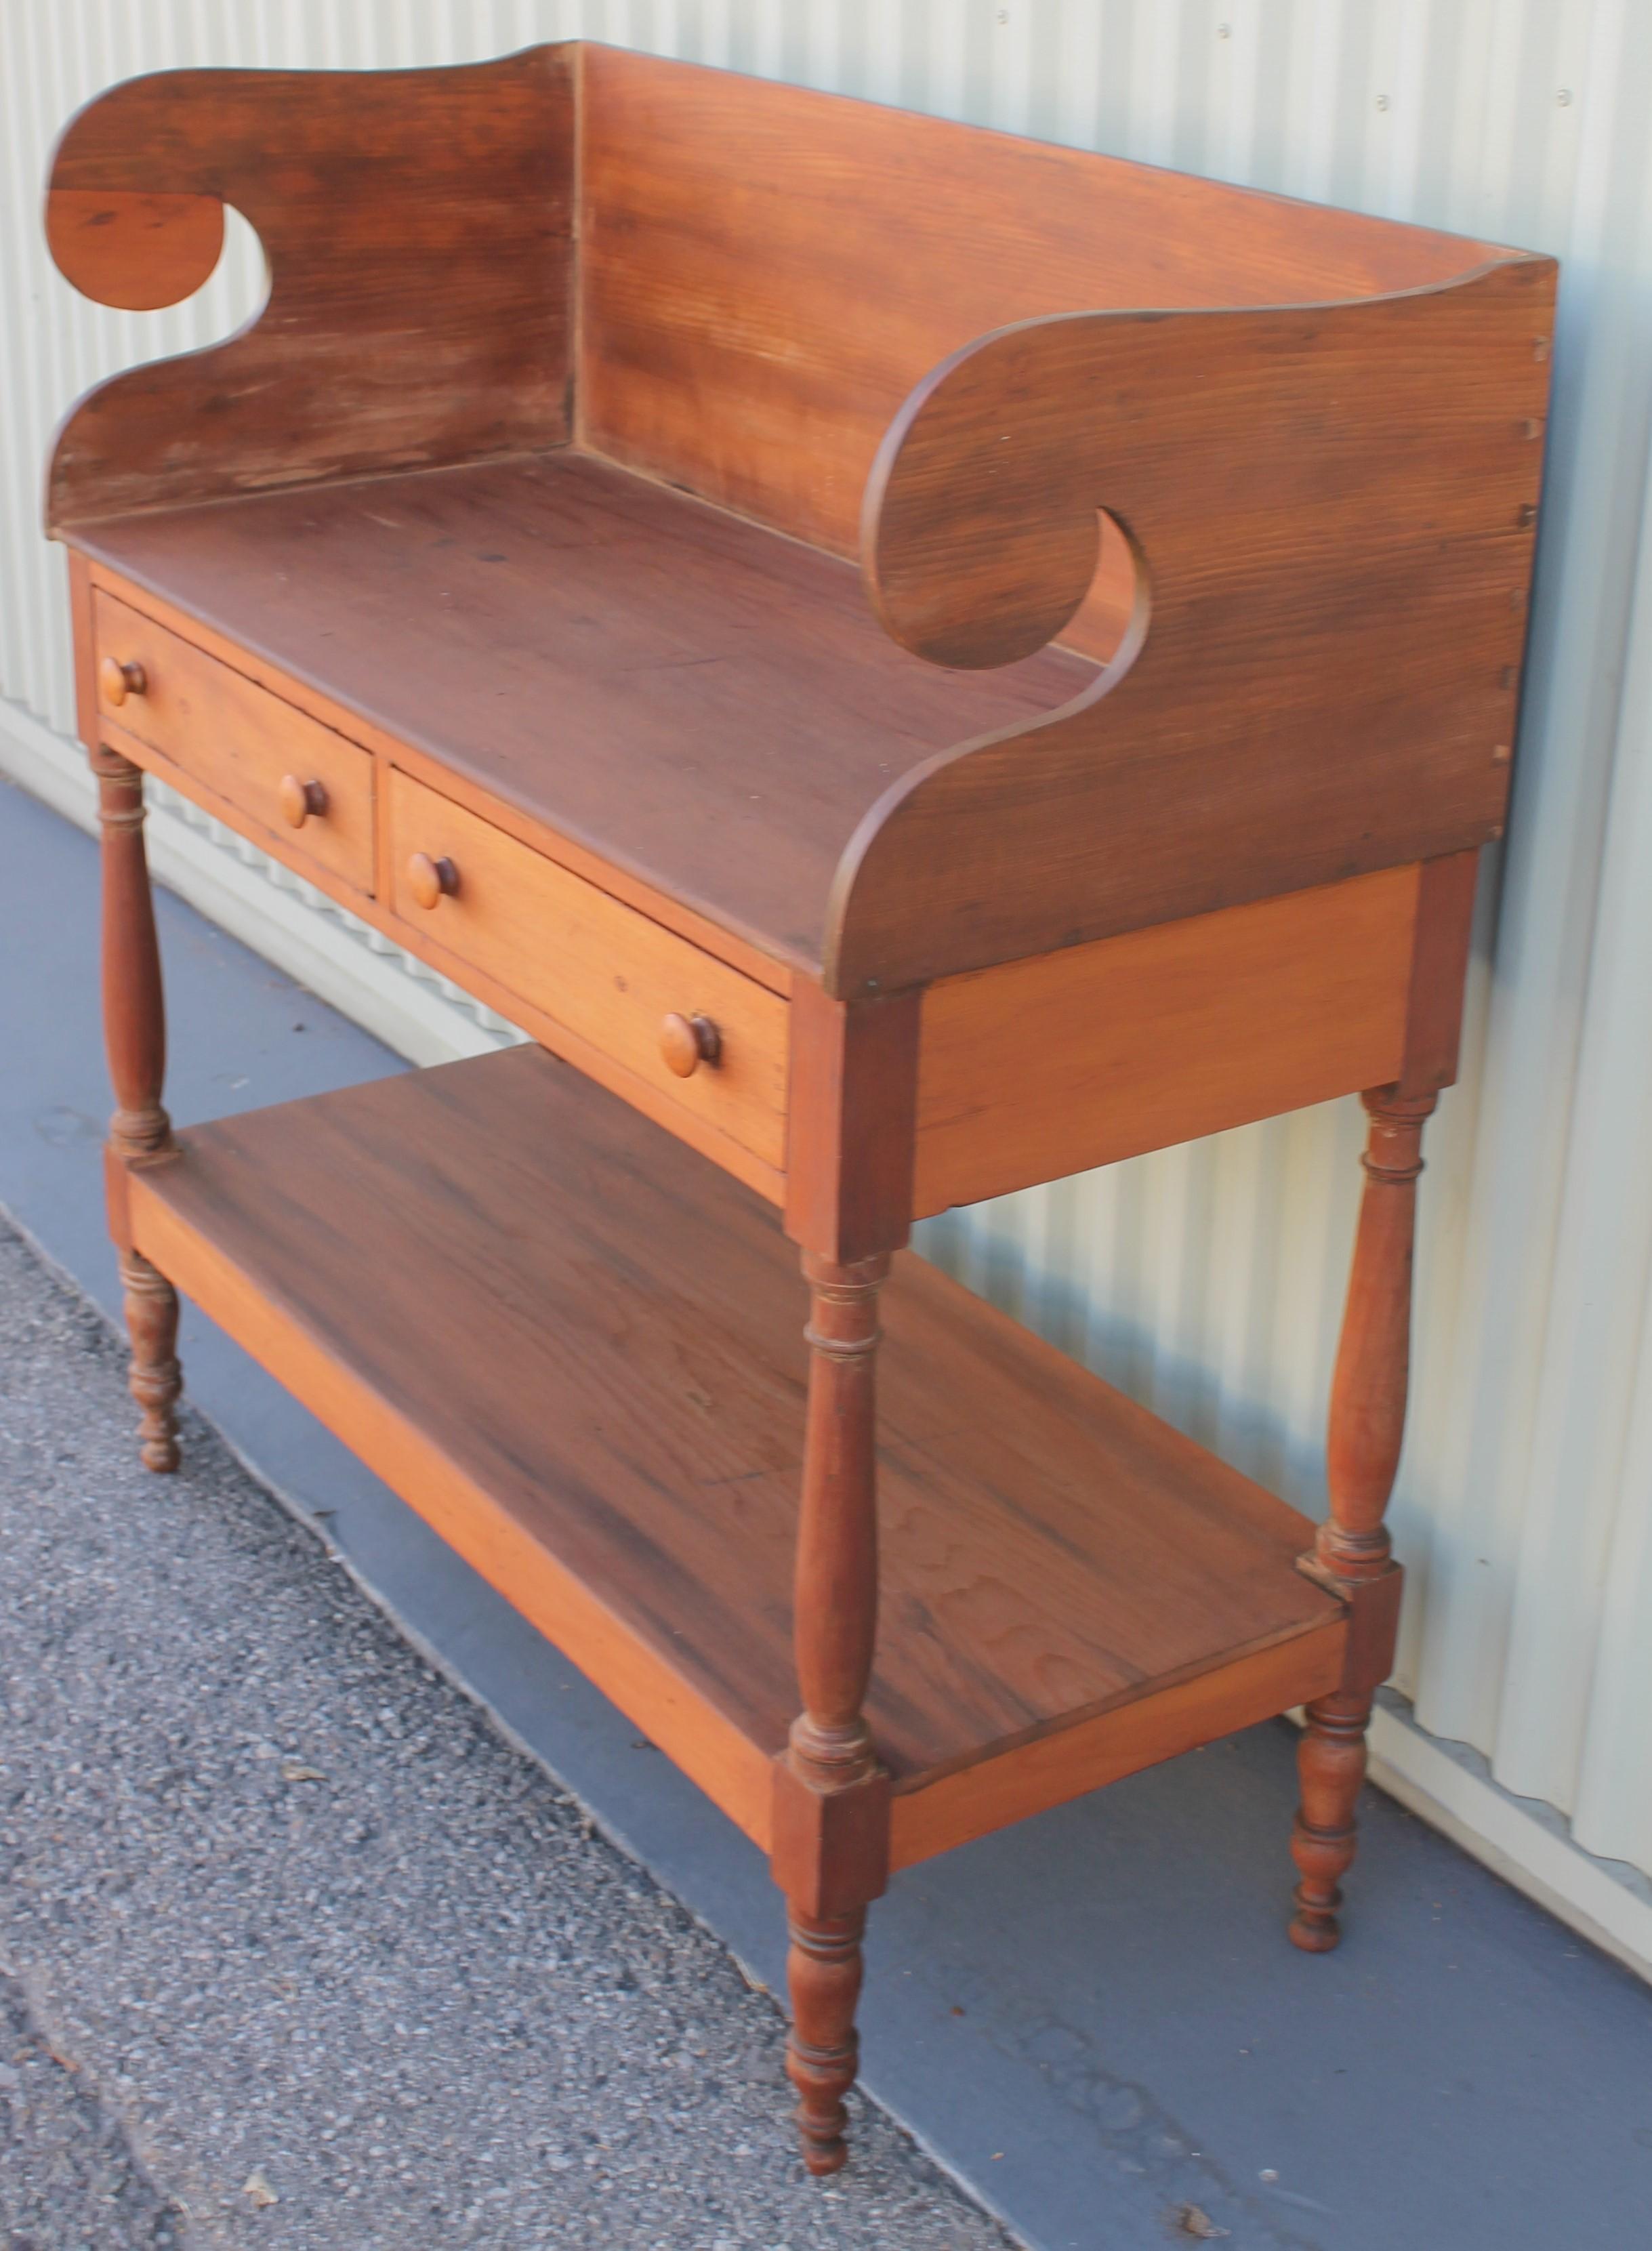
[92,589,375,894]
[387,769,789,1172]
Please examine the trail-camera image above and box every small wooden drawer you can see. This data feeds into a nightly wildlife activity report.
[387,769,789,1173]
[92,589,374,894]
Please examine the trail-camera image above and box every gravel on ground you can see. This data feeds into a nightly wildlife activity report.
[0,1214,1016,2251]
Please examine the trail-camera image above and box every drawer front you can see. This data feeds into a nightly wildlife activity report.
[93,590,374,894]
[388,770,788,1170]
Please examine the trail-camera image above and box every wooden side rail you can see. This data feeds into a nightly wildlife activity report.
[830,257,1554,996]
[45,49,575,526]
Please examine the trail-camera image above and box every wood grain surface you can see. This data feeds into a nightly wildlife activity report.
[913,866,1418,1214]
[48,45,1540,2170]
[1398,850,1483,1096]
[836,257,1554,994]
[385,768,789,1173]
[578,43,1508,607]
[889,1624,1346,1869]
[83,558,791,995]
[68,454,1087,977]
[49,49,1550,995]
[129,1173,778,1844]
[91,748,173,1170]
[47,48,574,524]
[127,1046,1342,1805]
[1291,1092,1432,1949]
[94,590,375,896]
[783,981,920,1260]
[46,187,223,312]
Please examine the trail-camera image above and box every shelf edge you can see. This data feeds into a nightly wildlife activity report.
[127,1168,779,1853]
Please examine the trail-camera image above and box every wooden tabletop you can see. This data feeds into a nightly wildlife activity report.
[70,451,1092,975]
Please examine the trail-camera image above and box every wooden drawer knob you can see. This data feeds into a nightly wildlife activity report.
[660,1012,721,1077]
[278,774,328,829]
[407,851,459,910]
[98,655,146,706]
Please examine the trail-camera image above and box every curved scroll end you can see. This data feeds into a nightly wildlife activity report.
[41,51,573,533]
[861,317,1119,670]
[46,75,228,311]
[47,188,224,312]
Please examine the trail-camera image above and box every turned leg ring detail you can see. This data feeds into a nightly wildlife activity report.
[119,1247,182,1474]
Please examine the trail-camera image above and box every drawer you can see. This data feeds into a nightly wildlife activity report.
[93,590,374,894]
[387,770,789,1171]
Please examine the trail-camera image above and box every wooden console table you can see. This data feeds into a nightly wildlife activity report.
[46,45,1553,2174]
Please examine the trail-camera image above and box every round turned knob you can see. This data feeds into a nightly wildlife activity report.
[278,774,328,829]
[660,1012,721,1077]
[406,851,459,910]
[98,656,146,707]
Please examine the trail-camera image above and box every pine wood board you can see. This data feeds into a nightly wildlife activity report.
[125,1047,1343,1851]
[68,451,1090,980]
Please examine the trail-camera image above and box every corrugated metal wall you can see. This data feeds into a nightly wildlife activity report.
[3,1,1649,1886]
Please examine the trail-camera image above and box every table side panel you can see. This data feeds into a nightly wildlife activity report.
[913,865,1419,1215]
[834,258,1552,995]
[48,48,575,526]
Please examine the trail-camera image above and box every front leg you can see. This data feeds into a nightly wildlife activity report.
[94,745,184,1472]
[119,1248,182,1474]
[772,1251,891,2175]
[786,1905,869,2174]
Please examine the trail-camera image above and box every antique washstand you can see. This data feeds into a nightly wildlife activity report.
[45,44,1552,2173]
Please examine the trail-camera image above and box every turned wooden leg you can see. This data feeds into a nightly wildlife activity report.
[119,1247,182,1473]
[772,1251,890,2176]
[94,747,182,1470]
[96,748,172,1163]
[1289,1087,1434,1952]
[787,1905,867,2174]
[1290,1690,1372,1951]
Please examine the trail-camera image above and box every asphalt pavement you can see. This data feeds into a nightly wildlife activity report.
[0,1214,1014,2251]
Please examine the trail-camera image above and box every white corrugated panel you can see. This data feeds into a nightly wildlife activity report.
[2,1,1649,1905]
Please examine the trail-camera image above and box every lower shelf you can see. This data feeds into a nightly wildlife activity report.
[125,1046,1348,1869]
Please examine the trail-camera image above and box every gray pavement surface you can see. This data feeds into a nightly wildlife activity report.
[0,1975,179,2249]
[0,1216,1012,2251]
